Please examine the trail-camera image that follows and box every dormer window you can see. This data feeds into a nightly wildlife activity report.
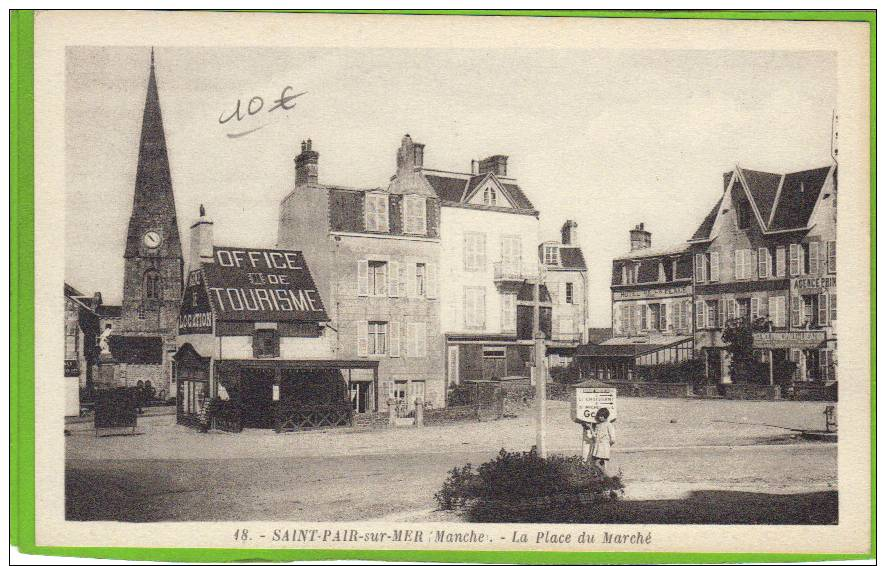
[483,186,497,206]
[543,245,560,266]
[403,195,427,235]
[365,192,389,232]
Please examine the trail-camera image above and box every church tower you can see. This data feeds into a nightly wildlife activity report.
[121,50,183,341]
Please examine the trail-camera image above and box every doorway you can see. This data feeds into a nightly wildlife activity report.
[240,368,275,428]
[482,347,507,380]
[706,348,722,383]
[349,381,372,413]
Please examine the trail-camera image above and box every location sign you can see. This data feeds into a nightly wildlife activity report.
[572,387,618,424]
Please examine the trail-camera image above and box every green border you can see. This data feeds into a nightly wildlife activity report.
[9,9,876,564]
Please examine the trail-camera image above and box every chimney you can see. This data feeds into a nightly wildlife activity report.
[189,204,215,272]
[471,160,479,175]
[478,154,508,177]
[294,138,319,186]
[561,220,578,245]
[629,222,651,251]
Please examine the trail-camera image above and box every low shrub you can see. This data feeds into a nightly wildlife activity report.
[434,447,624,520]
[635,358,705,385]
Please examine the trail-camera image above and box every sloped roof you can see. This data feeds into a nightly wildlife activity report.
[614,242,689,261]
[559,247,587,270]
[575,335,691,358]
[423,171,536,212]
[690,196,723,241]
[769,166,832,230]
[691,165,833,240]
[199,246,329,323]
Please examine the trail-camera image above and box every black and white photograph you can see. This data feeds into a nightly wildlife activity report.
[33,10,871,555]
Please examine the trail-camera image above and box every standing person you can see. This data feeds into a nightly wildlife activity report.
[582,408,616,472]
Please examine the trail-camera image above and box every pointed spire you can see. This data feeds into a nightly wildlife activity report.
[124,51,182,258]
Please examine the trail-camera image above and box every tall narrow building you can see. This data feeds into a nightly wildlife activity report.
[115,51,183,399]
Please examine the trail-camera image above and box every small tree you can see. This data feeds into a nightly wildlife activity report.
[721,316,769,384]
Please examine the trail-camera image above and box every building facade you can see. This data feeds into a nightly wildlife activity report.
[689,165,837,385]
[540,219,589,367]
[278,136,444,412]
[176,214,375,430]
[64,284,101,415]
[575,224,694,381]
[422,150,550,387]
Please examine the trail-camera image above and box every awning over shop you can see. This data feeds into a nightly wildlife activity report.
[575,335,692,359]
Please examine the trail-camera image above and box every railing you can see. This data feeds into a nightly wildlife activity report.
[274,402,353,433]
[493,261,542,282]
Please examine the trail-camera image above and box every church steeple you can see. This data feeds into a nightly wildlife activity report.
[124,49,182,259]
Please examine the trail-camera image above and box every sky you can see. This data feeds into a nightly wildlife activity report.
[65,46,836,326]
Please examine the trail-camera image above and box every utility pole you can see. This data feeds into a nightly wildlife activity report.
[533,262,547,457]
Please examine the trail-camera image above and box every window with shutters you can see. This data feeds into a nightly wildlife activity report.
[253,329,279,358]
[758,248,770,278]
[735,298,750,321]
[501,235,522,271]
[543,244,560,266]
[565,282,574,304]
[776,246,787,277]
[829,293,836,321]
[365,192,389,232]
[826,241,836,273]
[695,300,706,329]
[403,195,427,235]
[501,293,516,333]
[694,253,706,283]
[789,243,802,276]
[734,249,753,280]
[750,297,760,321]
[708,252,720,282]
[464,287,486,329]
[808,242,820,274]
[818,293,829,326]
[768,296,786,328]
[368,321,387,355]
[706,300,718,329]
[464,232,486,271]
[368,261,388,296]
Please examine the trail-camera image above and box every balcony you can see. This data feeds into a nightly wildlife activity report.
[493,261,541,283]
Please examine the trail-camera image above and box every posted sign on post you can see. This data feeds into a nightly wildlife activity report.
[572,387,617,423]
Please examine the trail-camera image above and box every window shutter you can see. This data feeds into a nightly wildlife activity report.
[661,303,669,330]
[733,250,741,279]
[809,242,820,275]
[398,262,408,297]
[778,296,787,327]
[709,252,719,282]
[718,301,726,328]
[378,195,389,232]
[426,263,438,299]
[751,297,760,320]
[758,248,769,278]
[383,381,393,399]
[776,246,786,277]
[791,296,801,327]
[561,282,569,305]
[768,297,777,326]
[789,244,800,277]
[827,240,836,273]
[695,300,705,329]
[389,321,401,357]
[819,350,829,380]
[726,298,735,321]
[365,196,376,231]
[478,234,486,271]
[388,261,400,297]
[750,250,758,279]
[829,293,836,321]
[357,260,369,297]
[639,305,647,330]
[357,321,369,357]
[818,293,829,326]
[463,235,471,271]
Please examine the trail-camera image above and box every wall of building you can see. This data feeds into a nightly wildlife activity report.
[546,270,588,342]
[439,206,540,334]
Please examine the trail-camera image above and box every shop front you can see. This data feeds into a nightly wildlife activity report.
[752,330,835,384]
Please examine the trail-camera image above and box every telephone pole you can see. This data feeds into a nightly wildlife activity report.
[533,262,547,457]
